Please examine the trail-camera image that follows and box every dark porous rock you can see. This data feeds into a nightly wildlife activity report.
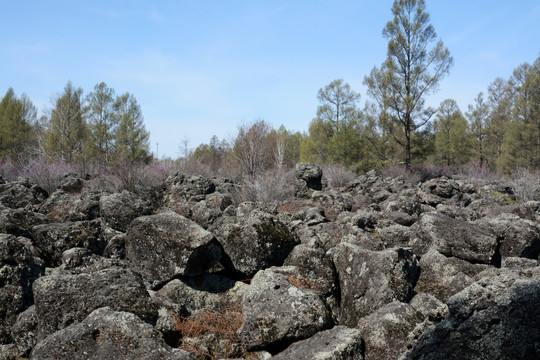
[99,190,153,232]
[294,163,323,191]
[271,326,364,360]
[237,268,332,352]
[57,173,85,193]
[415,249,488,302]
[39,189,101,222]
[376,224,413,249]
[205,191,233,211]
[357,294,448,360]
[164,171,215,204]
[411,213,498,264]
[189,200,222,229]
[0,206,46,238]
[405,267,540,360]
[0,234,44,344]
[61,247,93,269]
[212,210,299,277]
[502,256,538,269]
[0,181,47,209]
[10,305,38,358]
[475,213,540,259]
[125,211,223,287]
[32,259,156,339]
[30,307,194,360]
[284,244,337,296]
[329,243,419,326]
[31,219,105,267]
[156,274,248,314]
[102,233,126,260]
[311,190,353,221]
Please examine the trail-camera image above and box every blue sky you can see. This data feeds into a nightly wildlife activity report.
[1,0,539,158]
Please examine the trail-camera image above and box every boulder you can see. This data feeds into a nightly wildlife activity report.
[411,213,498,264]
[10,305,37,358]
[294,163,323,191]
[99,190,153,232]
[0,234,44,343]
[271,326,364,360]
[0,207,45,238]
[415,249,488,302]
[32,259,156,339]
[311,190,353,220]
[329,243,419,326]
[404,267,540,359]
[357,295,447,360]
[212,210,299,277]
[156,274,248,314]
[0,181,47,209]
[39,189,101,222]
[30,307,194,360]
[164,171,215,205]
[125,211,223,288]
[237,268,332,352]
[31,219,105,267]
[475,213,540,259]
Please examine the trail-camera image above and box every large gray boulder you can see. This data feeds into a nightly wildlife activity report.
[294,163,323,191]
[411,213,498,264]
[155,274,248,314]
[163,171,215,205]
[32,259,156,339]
[38,189,101,222]
[357,295,447,360]
[237,268,332,351]
[99,190,153,232]
[475,213,540,259]
[30,307,194,360]
[31,219,105,267]
[212,209,299,277]
[124,211,223,288]
[0,181,47,209]
[404,267,540,360]
[330,243,419,326]
[0,235,44,344]
[271,326,364,360]
[415,249,488,302]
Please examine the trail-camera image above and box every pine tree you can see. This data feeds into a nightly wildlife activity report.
[364,0,453,167]
[86,82,116,164]
[114,93,150,163]
[0,88,35,159]
[433,99,470,166]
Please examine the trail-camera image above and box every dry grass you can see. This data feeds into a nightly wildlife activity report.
[171,305,257,359]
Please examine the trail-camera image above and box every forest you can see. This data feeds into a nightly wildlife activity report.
[0,0,539,191]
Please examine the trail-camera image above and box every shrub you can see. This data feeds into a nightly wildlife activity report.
[511,168,540,203]
[239,169,294,203]
[110,159,168,193]
[20,156,75,194]
[171,305,256,359]
[0,156,18,181]
[322,163,357,188]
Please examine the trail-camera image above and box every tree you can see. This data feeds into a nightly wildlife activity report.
[233,119,273,176]
[44,82,87,162]
[316,79,361,133]
[364,0,453,167]
[86,82,116,164]
[114,92,150,162]
[486,77,512,167]
[0,88,36,159]
[466,92,490,168]
[433,99,470,166]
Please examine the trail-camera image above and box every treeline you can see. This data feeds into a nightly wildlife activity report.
[182,54,539,177]
[0,81,150,173]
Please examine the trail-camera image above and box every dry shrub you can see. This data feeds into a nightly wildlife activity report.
[511,168,540,202]
[322,163,357,188]
[239,169,295,203]
[20,156,76,194]
[171,305,255,359]
[0,156,18,181]
[111,159,168,193]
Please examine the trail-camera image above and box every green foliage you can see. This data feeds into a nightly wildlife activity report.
[45,81,88,163]
[114,93,150,163]
[364,0,453,167]
[0,88,36,159]
[86,82,117,164]
[433,99,470,166]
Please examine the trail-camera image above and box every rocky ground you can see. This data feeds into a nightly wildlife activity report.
[0,164,539,359]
